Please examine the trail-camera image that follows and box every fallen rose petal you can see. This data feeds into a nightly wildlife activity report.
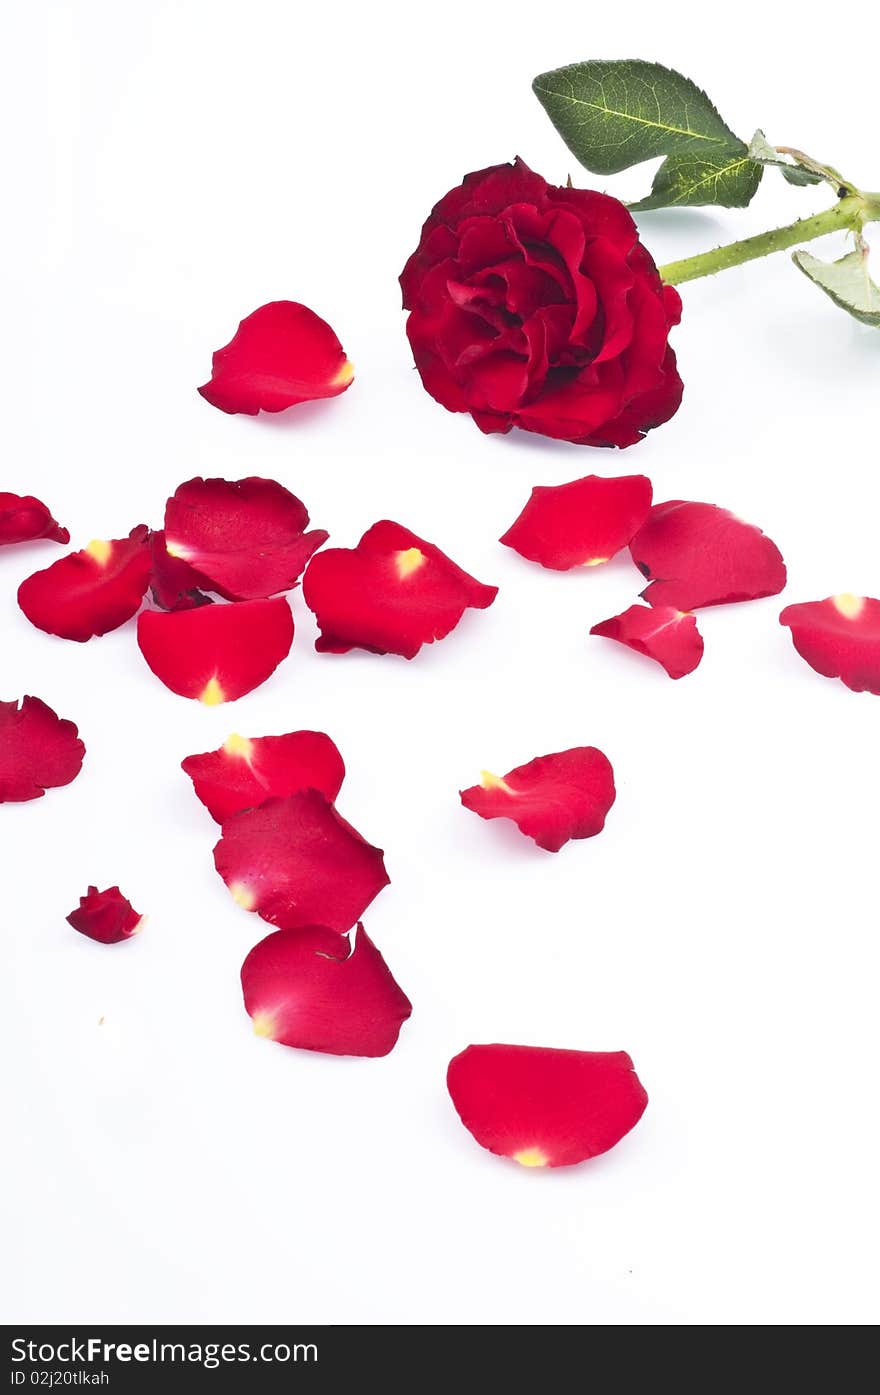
[303,519,497,658]
[241,924,411,1056]
[0,492,69,546]
[780,594,880,694]
[500,474,652,570]
[590,603,703,679]
[150,530,211,611]
[460,746,615,852]
[214,790,389,933]
[0,696,85,803]
[198,301,354,415]
[182,730,345,823]
[137,598,293,703]
[447,1043,648,1168]
[66,886,143,944]
[17,526,152,642]
[630,500,786,610]
[164,476,327,600]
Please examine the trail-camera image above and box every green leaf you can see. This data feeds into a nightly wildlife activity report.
[630,149,762,211]
[532,59,738,174]
[746,131,823,187]
[793,248,880,327]
[531,58,761,208]
[780,164,824,188]
[745,130,777,163]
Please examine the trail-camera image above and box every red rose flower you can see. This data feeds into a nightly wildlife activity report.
[400,158,682,447]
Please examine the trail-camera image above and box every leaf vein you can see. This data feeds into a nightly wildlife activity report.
[533,83,726,144]
[667,156,751,204]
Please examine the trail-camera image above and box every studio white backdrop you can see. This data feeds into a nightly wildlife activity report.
[2,0,878,1326]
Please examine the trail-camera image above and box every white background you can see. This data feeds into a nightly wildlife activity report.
[2,0,878,1327]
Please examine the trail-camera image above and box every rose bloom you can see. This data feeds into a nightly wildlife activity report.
[400,159,682,447]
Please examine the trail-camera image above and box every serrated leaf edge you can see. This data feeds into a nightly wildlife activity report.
[792,247,880,327]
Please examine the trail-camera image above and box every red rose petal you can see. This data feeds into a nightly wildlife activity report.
[150,530,211,611]
[241,924,411,1057]
[0,696,85,803]
[214,790,389,933]
[303,520,497,658]
[447,1043,648,1168]
[0,492,69,546]
[779,594,880,694]
[198,301,354,415]
[182,730,345,823]
[631,500,786,610]
[460,746,615,853]
[137,598,293,703]
[164,476,327,600]
[17,527,152,642]
[500,474,652,571]
[590,603,704,679]
[66,886,143,944]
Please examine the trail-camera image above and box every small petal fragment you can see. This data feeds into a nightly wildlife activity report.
[214,790,389,933]
[303,520,497,658]
[66,886,143,944]
[182,730,345,823]
[447,1043,648,1168]
[630,500,786,610]
[137,598,293,703]
[198,301,354,415]
[241,924,411,1057]
[0,492,69,546]
[779,594,880,694]
[590,603,703,678]
[500,474,652,571]
[164,476,327,600]
[460,747,615,853]
[17,526,152,641]
[0,696,85,803]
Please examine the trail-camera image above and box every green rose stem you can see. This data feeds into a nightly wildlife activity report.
[658,191,880,286]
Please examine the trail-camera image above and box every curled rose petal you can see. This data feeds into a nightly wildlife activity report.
[182,730,345,823]
[460,746,615,853]
[0,492,69,546]
[198,301,354,415]
[631,500,786,610]
[241,924,411,1057]
[66,886,144,944]
[214,790,389,933]
[137,598,293,703]
[500,474,652,570]
[447,1043,648,1168]
[303,520,497,658]
[779,594,880,694]
[0,696,85,803]
[17,527,152,642]
[164,476,327,601]
[150,530,211,611]
[590,603,703,679]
